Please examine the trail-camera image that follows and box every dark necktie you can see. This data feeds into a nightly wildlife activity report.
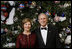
[41,28,47,30]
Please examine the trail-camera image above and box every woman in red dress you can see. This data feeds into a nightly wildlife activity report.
[16,18,37,48]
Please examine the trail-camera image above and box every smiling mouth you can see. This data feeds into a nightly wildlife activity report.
[42,22,45,23]
[28,28,29,29]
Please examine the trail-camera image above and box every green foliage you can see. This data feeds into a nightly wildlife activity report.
[1,1,71,48]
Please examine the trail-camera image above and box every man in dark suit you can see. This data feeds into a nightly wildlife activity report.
[34,13,63,48]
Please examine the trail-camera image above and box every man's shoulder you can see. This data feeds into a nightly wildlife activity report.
[48,23,58,29]
[31,27,40,33]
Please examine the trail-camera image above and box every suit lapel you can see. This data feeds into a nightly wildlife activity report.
[38,27,45,45]
[46,24,51,45]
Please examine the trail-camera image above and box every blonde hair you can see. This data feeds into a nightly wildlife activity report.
[22,18,32,28]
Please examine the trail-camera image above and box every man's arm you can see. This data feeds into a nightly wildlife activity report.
[55,27,63,48]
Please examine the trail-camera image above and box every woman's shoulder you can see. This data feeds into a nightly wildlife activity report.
[17,33,23,39]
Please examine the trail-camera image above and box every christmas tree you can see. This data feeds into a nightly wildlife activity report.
[1,1,71,48]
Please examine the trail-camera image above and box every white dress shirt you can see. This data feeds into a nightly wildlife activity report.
[40,25,48,45]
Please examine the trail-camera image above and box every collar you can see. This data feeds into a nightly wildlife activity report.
[40,25,48,28]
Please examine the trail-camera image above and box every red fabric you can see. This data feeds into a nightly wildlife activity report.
[16,32,37,48]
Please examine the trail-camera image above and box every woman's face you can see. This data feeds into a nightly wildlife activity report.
[24,22,31,31]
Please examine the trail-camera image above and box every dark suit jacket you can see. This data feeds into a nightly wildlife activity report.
[34,24,63,48]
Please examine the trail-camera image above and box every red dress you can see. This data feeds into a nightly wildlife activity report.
[16,32,37,48]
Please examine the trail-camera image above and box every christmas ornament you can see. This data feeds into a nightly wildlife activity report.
[14,17,18,22]
[37,8,39,11]
[19,4,25,9]
[8,1,15,6]
[4,28,8,32]
[36,6,41,12]
[61,31,67,38]
[1,21,4,24]
[59,31,67,43]
[33,18,37,23]
[64,45,70,48]
[29,1,36,8]
[68,25,71,28]
[32,1,36,6]
[3,1,8,3]
[3,43,15,48]
[64,3,71,8]
[21,13,24,16]
[59,33,62,38]
[52,22,56,25]
[69,18,71,23]
[60,38,65,43]
[4,12,8,17]
[53,12,55,16]
[45,11,51,16]
[59,3,71,8]
[5,1,15,25]
[6,7,15,25]
[17,8,19,11]
[54,13,66,22]
[54,16,60,22]
[17,25,21,29]
[54,1,60,4]
[1,28,6,34]
[20,10,22,13]
[1,28,4,34]
[35,12,38,15]
[68,25,71,29]
[59,5,64,8]
[51,19,53,22]
[65,35,71,44]
[14,30,18,34]
[48,18,51,20]
[1,15,6,21]
[63,28,66,31]
[65,28,71,34]
[1,5,7,11]
[7,37,11,42]
[37,6,41,9]
[51,13,55,18]
[59,17,66,22]
[62,13,65,17]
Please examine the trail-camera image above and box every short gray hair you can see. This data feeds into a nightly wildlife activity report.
[38,13,48,20]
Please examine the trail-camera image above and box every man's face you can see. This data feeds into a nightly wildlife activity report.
[38,14,48,27]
